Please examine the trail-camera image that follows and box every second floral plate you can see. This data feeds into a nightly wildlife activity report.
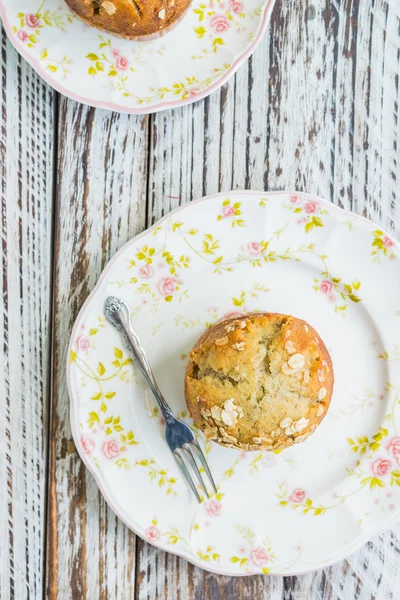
[68,191,400,575]
[0,0,275,113]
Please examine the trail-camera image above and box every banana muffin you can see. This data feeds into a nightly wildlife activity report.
[66,0,191,40]
[185,312,334,451]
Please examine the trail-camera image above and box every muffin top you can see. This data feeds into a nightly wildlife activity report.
[66,0,190,39]
[184,312,334,451]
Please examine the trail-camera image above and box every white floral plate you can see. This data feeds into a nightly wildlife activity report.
[0,0,275,113]
[67,191,400,575]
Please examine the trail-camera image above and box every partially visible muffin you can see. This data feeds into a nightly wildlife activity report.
[66,0,191,40]
[185,313,334,451]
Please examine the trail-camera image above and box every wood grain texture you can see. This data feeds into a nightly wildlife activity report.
[0,0,399,596]
[46,99,149,599]
[0,23,55,600]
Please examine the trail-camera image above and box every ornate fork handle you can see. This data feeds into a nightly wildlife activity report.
[104,296,175,424]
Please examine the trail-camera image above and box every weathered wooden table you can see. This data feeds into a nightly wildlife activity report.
[1,0,400,598]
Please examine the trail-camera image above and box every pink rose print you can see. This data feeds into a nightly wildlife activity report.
[188,89,200,97]
[204,499,222,516]
[209,14,230,33]
[387,437,400,464]
[157,276,180,297]
[372,458,392,476]
[18,30,29,42]
[290,194,298,204]
[26,14,39,28]
[290,488,306,503]
[230,0,243,12]
[304,201,319,214]
[261,454,277,468]
[250,546,269,566]
[382,235,395,247]
[222,205,235,217]
[145,525,161,542]
[76,335,91,352]
[101,439,120,459]
[81,434,95,455]
[139,265,153,279]
[116,56,129,70]
[247,242,261,255]
[319,279,333,295]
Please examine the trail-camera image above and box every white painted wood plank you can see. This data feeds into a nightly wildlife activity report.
[46,99,149,600]
[353,0,400,231]
[0,23,55,600]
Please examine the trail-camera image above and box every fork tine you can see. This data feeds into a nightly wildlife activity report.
[183,443,210,499]
[174,448,201,503]
[191,439,218,495]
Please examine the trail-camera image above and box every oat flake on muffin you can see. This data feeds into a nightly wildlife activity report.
[185,312,334,452]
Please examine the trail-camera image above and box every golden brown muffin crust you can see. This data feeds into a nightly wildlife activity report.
[66,0,191,39]
[185,312,334,451]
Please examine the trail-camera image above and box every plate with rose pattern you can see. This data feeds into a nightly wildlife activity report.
[68,190,400,575]
[0,0,275,113]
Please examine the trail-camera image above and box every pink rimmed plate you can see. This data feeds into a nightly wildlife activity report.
[68,190,400,575]
[0,0,275,114]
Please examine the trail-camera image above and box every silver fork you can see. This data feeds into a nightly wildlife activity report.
[104,296,217,503]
